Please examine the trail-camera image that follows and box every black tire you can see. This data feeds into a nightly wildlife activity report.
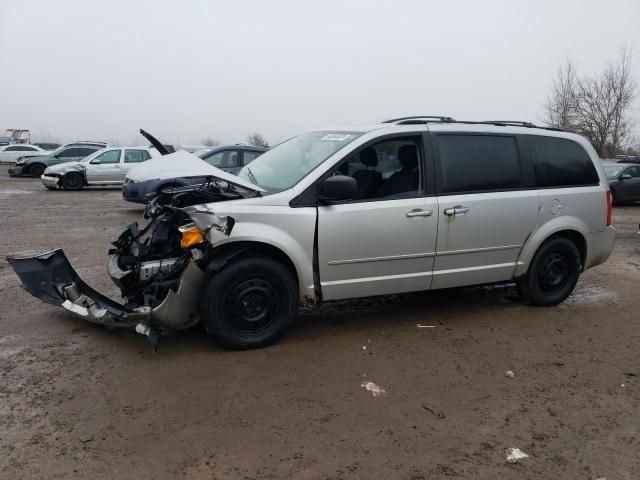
[29,164,45,177]
[518,236,581,306]
[199,256,298,349]
[62,172,84,191]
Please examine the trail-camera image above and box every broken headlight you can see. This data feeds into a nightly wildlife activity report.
[178,223,205,249]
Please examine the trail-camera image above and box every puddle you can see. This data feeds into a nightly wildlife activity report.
[0,189,32,195]
[565,284,619,305]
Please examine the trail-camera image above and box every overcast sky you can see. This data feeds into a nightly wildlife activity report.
[1,0,638,146]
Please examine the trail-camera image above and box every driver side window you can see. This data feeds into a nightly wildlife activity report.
[92,150,121,164]
[329,137,423,200]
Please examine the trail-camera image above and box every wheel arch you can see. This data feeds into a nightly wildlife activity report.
[205,240,300,289]
[27,162,46,175]
[515,218,589,277]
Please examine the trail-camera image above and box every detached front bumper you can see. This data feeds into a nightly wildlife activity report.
[8,164,26,177]
[7,249,205,342]
[41,175,61,188]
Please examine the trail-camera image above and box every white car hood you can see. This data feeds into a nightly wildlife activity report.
[126,150,265,193]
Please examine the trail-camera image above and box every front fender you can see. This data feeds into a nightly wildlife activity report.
[184,205,317,301]
[514,215,590,277]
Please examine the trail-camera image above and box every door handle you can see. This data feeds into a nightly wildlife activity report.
[444,205,470,216]
[406,209,433,218]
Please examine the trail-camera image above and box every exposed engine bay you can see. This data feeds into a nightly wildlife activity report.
[7,179,251,346]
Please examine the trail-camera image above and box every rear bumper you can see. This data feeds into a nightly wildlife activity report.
[41,175,60,188]
[584,226,616,269]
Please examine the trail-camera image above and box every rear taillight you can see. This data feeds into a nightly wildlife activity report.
[606,191,612,226]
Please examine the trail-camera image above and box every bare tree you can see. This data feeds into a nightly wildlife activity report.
[246,132,269,148]
[201,137,220,147]
[544,47,637,157]
[543,59,578,131]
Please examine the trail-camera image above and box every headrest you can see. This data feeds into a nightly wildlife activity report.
[398,145,418,169]
[360,147,378,167]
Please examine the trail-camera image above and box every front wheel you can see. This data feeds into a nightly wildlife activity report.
[62,172,84,191]
[199,256,298,349]
[518,236,581,306]
[29,164,45,177]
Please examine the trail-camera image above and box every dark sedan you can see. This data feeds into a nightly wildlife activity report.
[122,144,267,203]
[604,162,640,204]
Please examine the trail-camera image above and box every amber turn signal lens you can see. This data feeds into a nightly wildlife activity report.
[180,226,205,249]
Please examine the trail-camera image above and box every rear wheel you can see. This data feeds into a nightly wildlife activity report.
[200,256,298,349]
[62,172,84,191]
[29,164,45,177]
[518,236,581,306]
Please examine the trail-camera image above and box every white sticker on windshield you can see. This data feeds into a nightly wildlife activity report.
[321,134,352,141]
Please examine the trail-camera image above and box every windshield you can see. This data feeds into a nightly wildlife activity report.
[603,165,624,178]
[238,131,363,192]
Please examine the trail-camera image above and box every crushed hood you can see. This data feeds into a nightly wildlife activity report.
[44,160,84,174]
[126,150,265,193]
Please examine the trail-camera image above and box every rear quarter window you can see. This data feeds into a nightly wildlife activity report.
[436,134,521,194]
[528,136,599,188]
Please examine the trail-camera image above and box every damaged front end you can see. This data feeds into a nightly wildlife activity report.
[8,180,249,346]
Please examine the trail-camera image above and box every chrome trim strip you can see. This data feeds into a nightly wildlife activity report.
[437,244,522,256]
[432,262,516,275]
[328,252,436,266]
[321,270,433,287]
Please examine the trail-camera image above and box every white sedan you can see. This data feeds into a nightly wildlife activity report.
[41,147,159,190]
[0,144,46,163]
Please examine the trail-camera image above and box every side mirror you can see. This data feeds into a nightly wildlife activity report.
[319,175,358,203]
[91,159,101,164]
[620,173,632,180]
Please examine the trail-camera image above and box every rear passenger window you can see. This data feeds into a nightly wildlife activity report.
[529,136,598,187]
[124,149,150,163]
[436,135,520,193]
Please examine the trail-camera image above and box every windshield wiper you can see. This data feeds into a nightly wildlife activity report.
[246,167,258,186]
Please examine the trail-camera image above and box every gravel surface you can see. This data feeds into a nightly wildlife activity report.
[1,166,639,479]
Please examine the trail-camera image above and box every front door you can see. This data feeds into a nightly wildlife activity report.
[618,166,640,200]
[317,135,439,300]
[85,149,122,184]
[431,133,539,289]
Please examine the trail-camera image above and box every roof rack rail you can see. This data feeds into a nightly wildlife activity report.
[380,116,564,132]
[481,120,536,127]
[383,115,455,124]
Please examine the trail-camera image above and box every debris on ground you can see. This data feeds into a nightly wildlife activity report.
[361,381,386,397]
[79,434,94,443]
[505,370,515,379]
[505,447,529,463]
[421,404,446,419]
[417,324,436,328]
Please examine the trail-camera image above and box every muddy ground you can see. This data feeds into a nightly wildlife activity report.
[1,166,639,480]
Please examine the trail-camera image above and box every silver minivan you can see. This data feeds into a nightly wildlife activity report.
[9,117,616,349]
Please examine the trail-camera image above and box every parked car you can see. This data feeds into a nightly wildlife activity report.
[122,144,267,203]
[33,142,61,151]
[41,147,159,190]
[9,117,615,350]
[0,144,46,164]
[0,136,12,146]
[8,142,108,177]
[603,162,640,204]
